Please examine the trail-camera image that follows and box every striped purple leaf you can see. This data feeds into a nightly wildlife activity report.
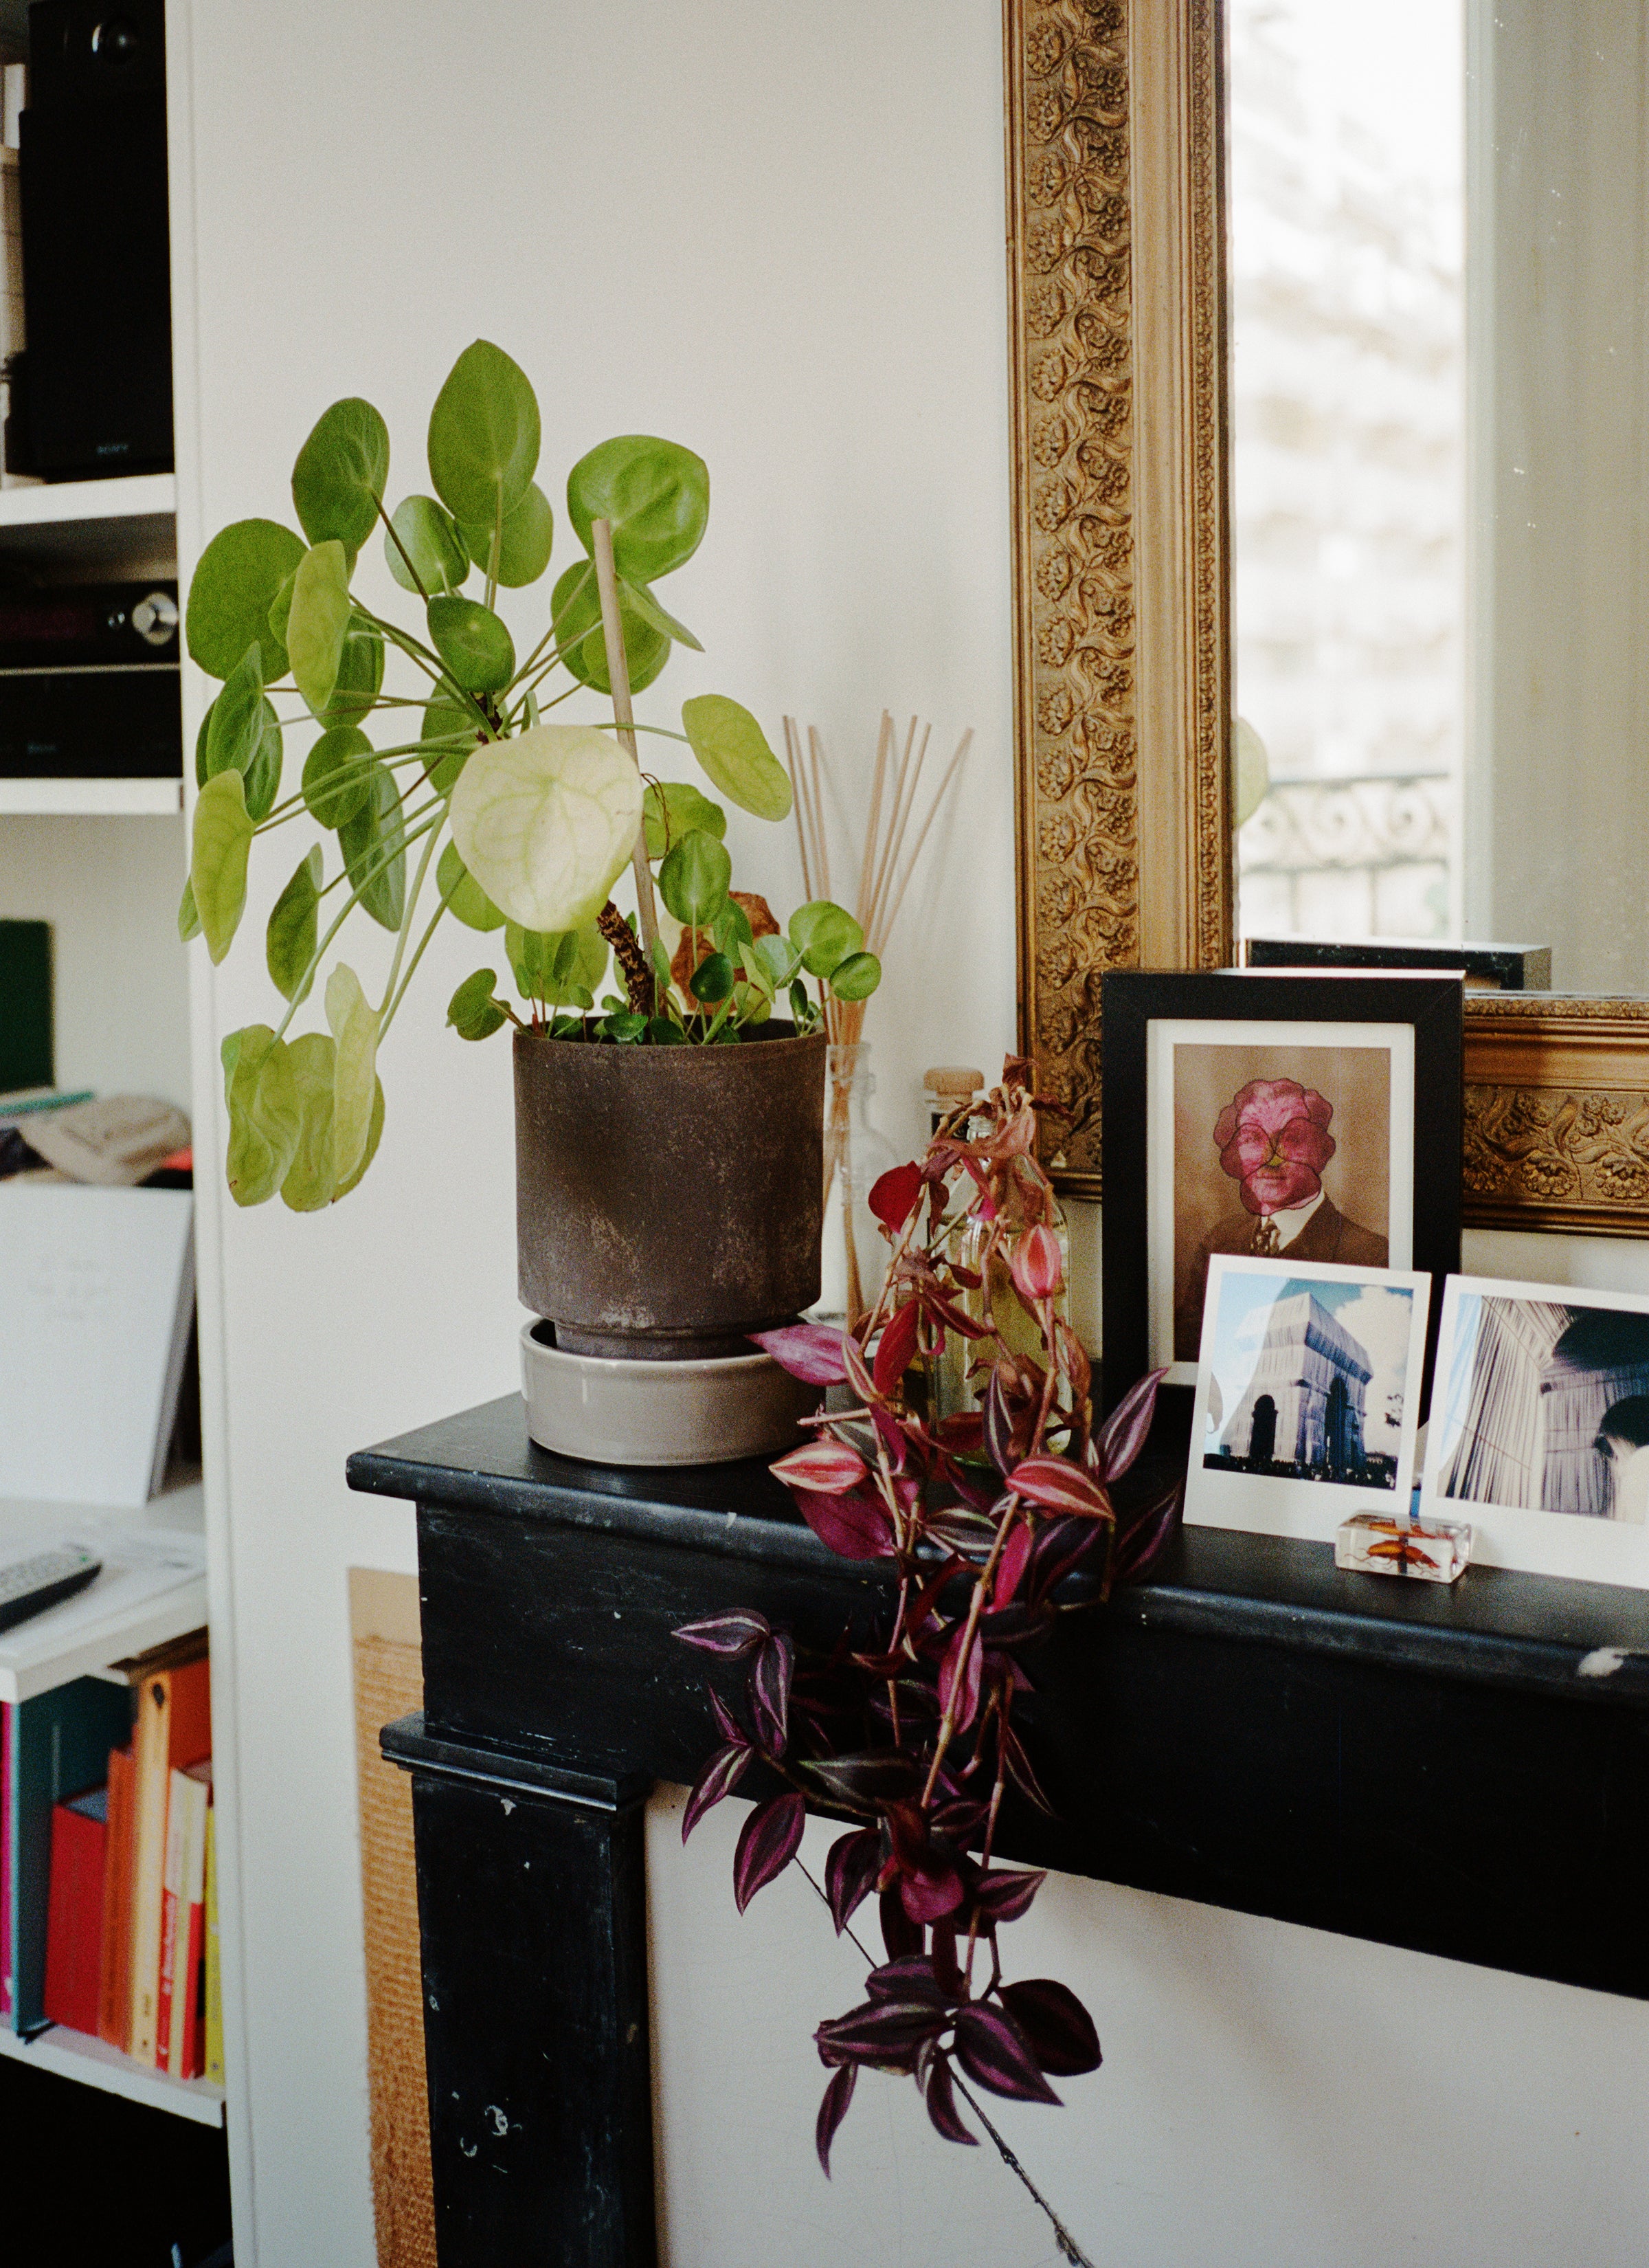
[998,1977,1102,2076]
[682,1742,750,1842]
[952,2002,1062,2104]
[732,1791,805,1913]
[815,2063,857,2176]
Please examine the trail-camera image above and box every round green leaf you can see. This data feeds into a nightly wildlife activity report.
[658,827,732,928]
[333,1076,384,1200]
[326,963,380,1192]
[385,496,471,596]
[642,779,726,860]
[688,950,734,1004]
[748,931,800,990]
[338,761,407,931]
[287,540,353,717]
[427,340,541,527]
[191,768,254,966]
[267,844,324,1003]
[224,1026,300,1208]
[827,949,882,1002]
[427,594,515,696]
[177,877,201,943]
[186,518,305,682]
[447,968,506,1041]
[788,899,863,978]
[199,643,283,822]
[280,1032,337,1212]
[458,482,554,587]
[437,840,506,931]
[448,723,643,933]
[421,689,480,794]
[291,397,389,555]
[317,618,385,731]
[550,559,668,695]
[302,724,373,830]
[565,435,708,581]
[682,694,791,821]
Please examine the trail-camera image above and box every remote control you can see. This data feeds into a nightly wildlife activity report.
[0,1544,102,1634]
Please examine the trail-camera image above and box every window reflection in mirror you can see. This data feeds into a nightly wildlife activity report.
[1230,0,1466,953]
[1233,1,1649,991]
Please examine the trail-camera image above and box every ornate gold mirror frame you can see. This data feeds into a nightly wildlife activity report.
[1003,0,1649,1238]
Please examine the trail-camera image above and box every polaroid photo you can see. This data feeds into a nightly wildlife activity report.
[1420,1276,1649,1585]
[1186,1253,1433,1539]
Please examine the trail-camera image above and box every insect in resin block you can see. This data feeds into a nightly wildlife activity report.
[1336,1512,1472,1584]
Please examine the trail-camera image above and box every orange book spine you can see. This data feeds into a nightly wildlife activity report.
[97,1745,135,2051]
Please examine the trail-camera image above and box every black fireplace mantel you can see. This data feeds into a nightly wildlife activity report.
[349,1394,1649,2267]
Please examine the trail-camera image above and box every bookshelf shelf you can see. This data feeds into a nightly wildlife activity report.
[0,2019,224,2125]
[0,472,176,530]
[0,776,182,816]
[0,1479,207,1703]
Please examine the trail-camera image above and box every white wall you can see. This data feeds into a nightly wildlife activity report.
[0,814,191,1109]
[174,3,1011,2261]
[170,5,1649,2265]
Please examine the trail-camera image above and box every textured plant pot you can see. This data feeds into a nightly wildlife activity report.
[514,1021,827,1359]
[519,1322,817,1465]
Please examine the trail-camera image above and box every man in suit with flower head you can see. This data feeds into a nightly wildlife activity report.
[1175,1077,1387,1360]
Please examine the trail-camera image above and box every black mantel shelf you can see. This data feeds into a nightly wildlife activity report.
[349,1394,1649,2268]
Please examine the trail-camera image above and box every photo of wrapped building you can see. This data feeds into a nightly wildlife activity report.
[1437,1296,1649,1519]
[1204,1279,1410,1490]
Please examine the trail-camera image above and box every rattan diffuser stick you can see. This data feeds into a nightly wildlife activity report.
[783,711,972,1318]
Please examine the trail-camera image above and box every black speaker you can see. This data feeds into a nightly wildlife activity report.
[15,0,172,479]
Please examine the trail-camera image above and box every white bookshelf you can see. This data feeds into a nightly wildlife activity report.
[0,472,175,529]
[0,775,181,815]
[0,2019,224,2126]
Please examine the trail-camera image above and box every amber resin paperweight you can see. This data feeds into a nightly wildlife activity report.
[1336,1512,1472,1583]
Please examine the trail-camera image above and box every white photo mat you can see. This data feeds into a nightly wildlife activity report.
[1185,1253,1432,1539]
[1420,1274,1649,1586]
[1147,1018,1416,1385]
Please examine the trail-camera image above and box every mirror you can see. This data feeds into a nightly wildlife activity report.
[1228,0,1649,991]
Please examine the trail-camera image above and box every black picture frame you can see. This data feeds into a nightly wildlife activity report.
[1099,968,1462,1421]
[1244,936,1551,992]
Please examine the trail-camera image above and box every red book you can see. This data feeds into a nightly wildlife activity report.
[43,1788,108,2036]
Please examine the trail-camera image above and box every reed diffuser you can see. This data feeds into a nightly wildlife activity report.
[783,711,971,1321]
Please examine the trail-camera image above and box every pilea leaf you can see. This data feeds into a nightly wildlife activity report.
[266,843,323,1003]
[291,396,389,555]
[190,768,253,965]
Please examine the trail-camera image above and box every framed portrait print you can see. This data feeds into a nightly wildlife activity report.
[1100,970,1462,1403]
[1186,1254,1433,1539]
[1420,1275,1649,1586]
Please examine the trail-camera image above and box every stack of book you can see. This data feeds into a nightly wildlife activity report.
[3,1631,222,2082]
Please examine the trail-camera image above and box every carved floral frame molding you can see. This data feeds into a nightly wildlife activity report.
[1002,0,1649,1238]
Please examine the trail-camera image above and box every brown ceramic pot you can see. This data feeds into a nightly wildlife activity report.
[513,1021,827,1360]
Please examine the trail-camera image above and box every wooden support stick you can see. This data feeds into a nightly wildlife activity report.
[866,718,930,951]
[591,518,660,963]
[881,729,973,945]
[783,717,815,902]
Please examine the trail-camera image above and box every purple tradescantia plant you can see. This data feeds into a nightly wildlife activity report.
[675,1061,1180,2249]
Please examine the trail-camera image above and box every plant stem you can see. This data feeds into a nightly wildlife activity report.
[509,558,593,687]
[948,2076,1097,2267]
[379,819,443,1017]
[919,1507,1016,1808]
[376,495,429,601]
[590,518,661,962]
